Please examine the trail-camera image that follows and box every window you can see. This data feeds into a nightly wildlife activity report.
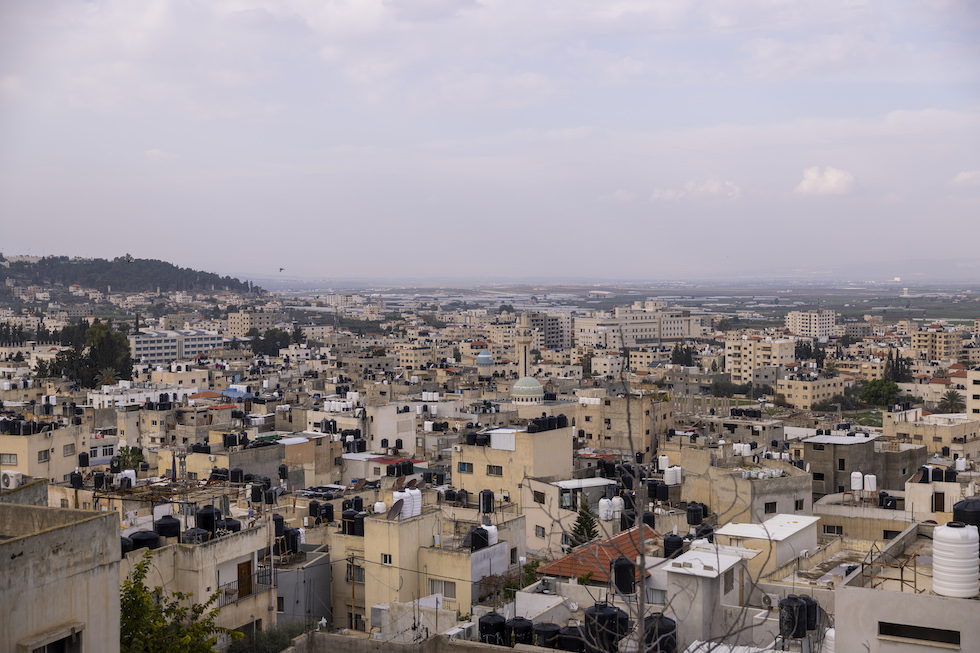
[187,472,198,480]
[533,491,546,504]
[38,450,50,463]
[724,568,734,594]
[373,467,381,475]
[334,457,342,466]
[561,533,572,546]
[823,524,843,535]
[812,443,825,451]
[458,462,473,474]
[535,525,546,538]
[382,553,392,566]
[487,465,503,476]
[764,502,777,514]
[277,596,285,612]
[838,459,845,471]
[429,579,455,599]
[584,416,591,422]
[60,499,70,508]
[878,622,960,646]
[0,453,16,465]
[795,499,805,512]
[102,445,113,457]
[346,563,365,584]
[511,547,518,564]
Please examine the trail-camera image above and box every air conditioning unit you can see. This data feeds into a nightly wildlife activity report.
[453,445,462,452]
[761,592,780,609]
[208,455,216,462]
[2,471,25,490]
[460,623,477,641]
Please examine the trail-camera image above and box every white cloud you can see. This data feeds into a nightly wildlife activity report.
[950,170,980,187]
[0,75,25,96]
[793,166,855,196]
[651,177,741,201]
[601,189,637,202]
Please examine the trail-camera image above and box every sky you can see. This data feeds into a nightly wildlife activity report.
[1,0,979,284]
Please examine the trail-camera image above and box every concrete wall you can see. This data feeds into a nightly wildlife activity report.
[0,475,48,505]
[0,505,121,653]
[277,545,333,627]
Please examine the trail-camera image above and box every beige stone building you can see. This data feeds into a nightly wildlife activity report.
[784,309,837,339]
[910,327,963,362]
[574,390,673,456]
[227,310,277,338]
[725,336,796,383]
[775,374,852,410]
[883,406,980,459]
[574,302,710,349]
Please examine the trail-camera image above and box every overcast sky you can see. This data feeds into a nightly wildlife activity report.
[1,1,978,283]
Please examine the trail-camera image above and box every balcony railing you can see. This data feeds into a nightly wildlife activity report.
[218,567,274,607]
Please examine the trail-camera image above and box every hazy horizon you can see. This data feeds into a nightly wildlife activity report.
[2,1,978,281]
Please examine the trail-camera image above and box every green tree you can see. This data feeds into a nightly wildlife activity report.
[121,550,240,653]
[86,322,133,383]
[937,390,965,414]
[567,504,599,550]
[97,366,118,387]
[859,379,900,407]
[497,304,515,314]
[117,446,144,470]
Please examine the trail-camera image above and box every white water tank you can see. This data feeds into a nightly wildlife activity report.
[850,471,863,491]
[416,405,423,415]
[823,628,835,653]
[484,524,499,546]
[666,466,682,486]
[394,490,412,520]
[374,501,386,514]
[611,496,624,519]
[658,455,670,471]
[956,457,967,472]
[431,405,438,416]
[933,522,979,598]
[408,487,423,517]
[863,474,877,492]
[598,498,613,521]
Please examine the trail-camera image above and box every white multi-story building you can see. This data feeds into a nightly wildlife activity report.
[129,329,224,365]
[785,310,837,339]
[725,336,796,383]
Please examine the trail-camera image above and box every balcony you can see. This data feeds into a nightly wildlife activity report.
[217,567,274,608]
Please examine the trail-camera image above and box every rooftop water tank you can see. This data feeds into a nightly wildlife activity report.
[506,617,534,646]
[598,498,613,521]
[478,612,507,646]
[643,613,677,653]
[863,474,877,493]
[611,556,636,594]
[556,625,585,653]
[664,533,684,558]
[532,623,560,649]
[130,530,161,551]
[778,595,806,639]
[932,522,979,598]
[153,515,181,538]
[479,489,495,513]
[850,472,863,492]
[952,498,980,531]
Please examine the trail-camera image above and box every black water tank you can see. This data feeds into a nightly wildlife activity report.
[130,530,161,550]
[620,510,636,532]
[799,595,819,631]
[341,510,357,535]
[78,452,89,468]
[918,466,930,483]
[643,512,657,529]
[506,617,534,646]
[216,518,242,533]
[70,471,82,489]
[261,477,273,490]
[309,500,321,518]
[343,498,354,511]
[695,524,714,543]
[230,468,244,483]
[556,625,585,653]
[251,484,263,503]
[181,528,210,544]
[444,489,457,503]
[945,468,957,483]
[663,534,684,558]
[479,612,507,646]
[611,556,636,594]
[466,432,477,445]
[279,464,289,480]
[352,496,364,512]
[387,464,397,477]
[686,503,704,526]
[196,505,221,534]
[110,457,122,473]
[475,434,489,447]
[457,489,468,507]
[622,492,635,514]
[264,489,276,505]
[778,595,806,639]
[643,613,677,653]
[557,414,569,428]
[585,603,627,653]
[953,497,980,530]
[285,527,301,553]
[931,467,944,482]
[396,438,404,449]
[381,438,389,449]
[154,515,181,538]
[94,472,106,489]
[120,536,134,555]
[471,527,489,551]
[353,512,366,536]
[273,513,285,538]
[533,623,560,648]
[435,472,446,486]
[479,489,495,513]
[656,484,670,502]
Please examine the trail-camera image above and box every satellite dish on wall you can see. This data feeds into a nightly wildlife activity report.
[393,477,405,490]
[387,499,404,520]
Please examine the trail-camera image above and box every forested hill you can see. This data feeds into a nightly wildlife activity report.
[0,256,259,293]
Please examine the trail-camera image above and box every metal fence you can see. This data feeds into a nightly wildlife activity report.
[218,567,274,608]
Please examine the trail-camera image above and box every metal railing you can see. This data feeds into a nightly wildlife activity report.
[217,567,274,607]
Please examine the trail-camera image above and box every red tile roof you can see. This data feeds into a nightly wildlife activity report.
[189,390,224,399]
[537,525,658,583]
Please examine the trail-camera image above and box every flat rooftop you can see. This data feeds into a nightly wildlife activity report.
[715,514,820,541]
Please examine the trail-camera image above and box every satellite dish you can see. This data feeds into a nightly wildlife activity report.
[912,470,924,484]
[393,477,405,490]
[386,499,404,520]
[805,463,810,473]
[406,478,418,489]
[354,479,366,492]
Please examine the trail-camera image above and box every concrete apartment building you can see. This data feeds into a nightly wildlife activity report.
[1,503,121,653]
[882,405,980,460]
[725,336,796,383]
[784,309,837,338]
[574,390,674,456]
[451,425,574,508]
[966,368,980,418]
[801,432,926,497]
[574,302,709,349]
[129,329,224,365]
[227,309,278,338]
[910,326,963,362]
[0,420,119,484]
[775,373,852,410]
